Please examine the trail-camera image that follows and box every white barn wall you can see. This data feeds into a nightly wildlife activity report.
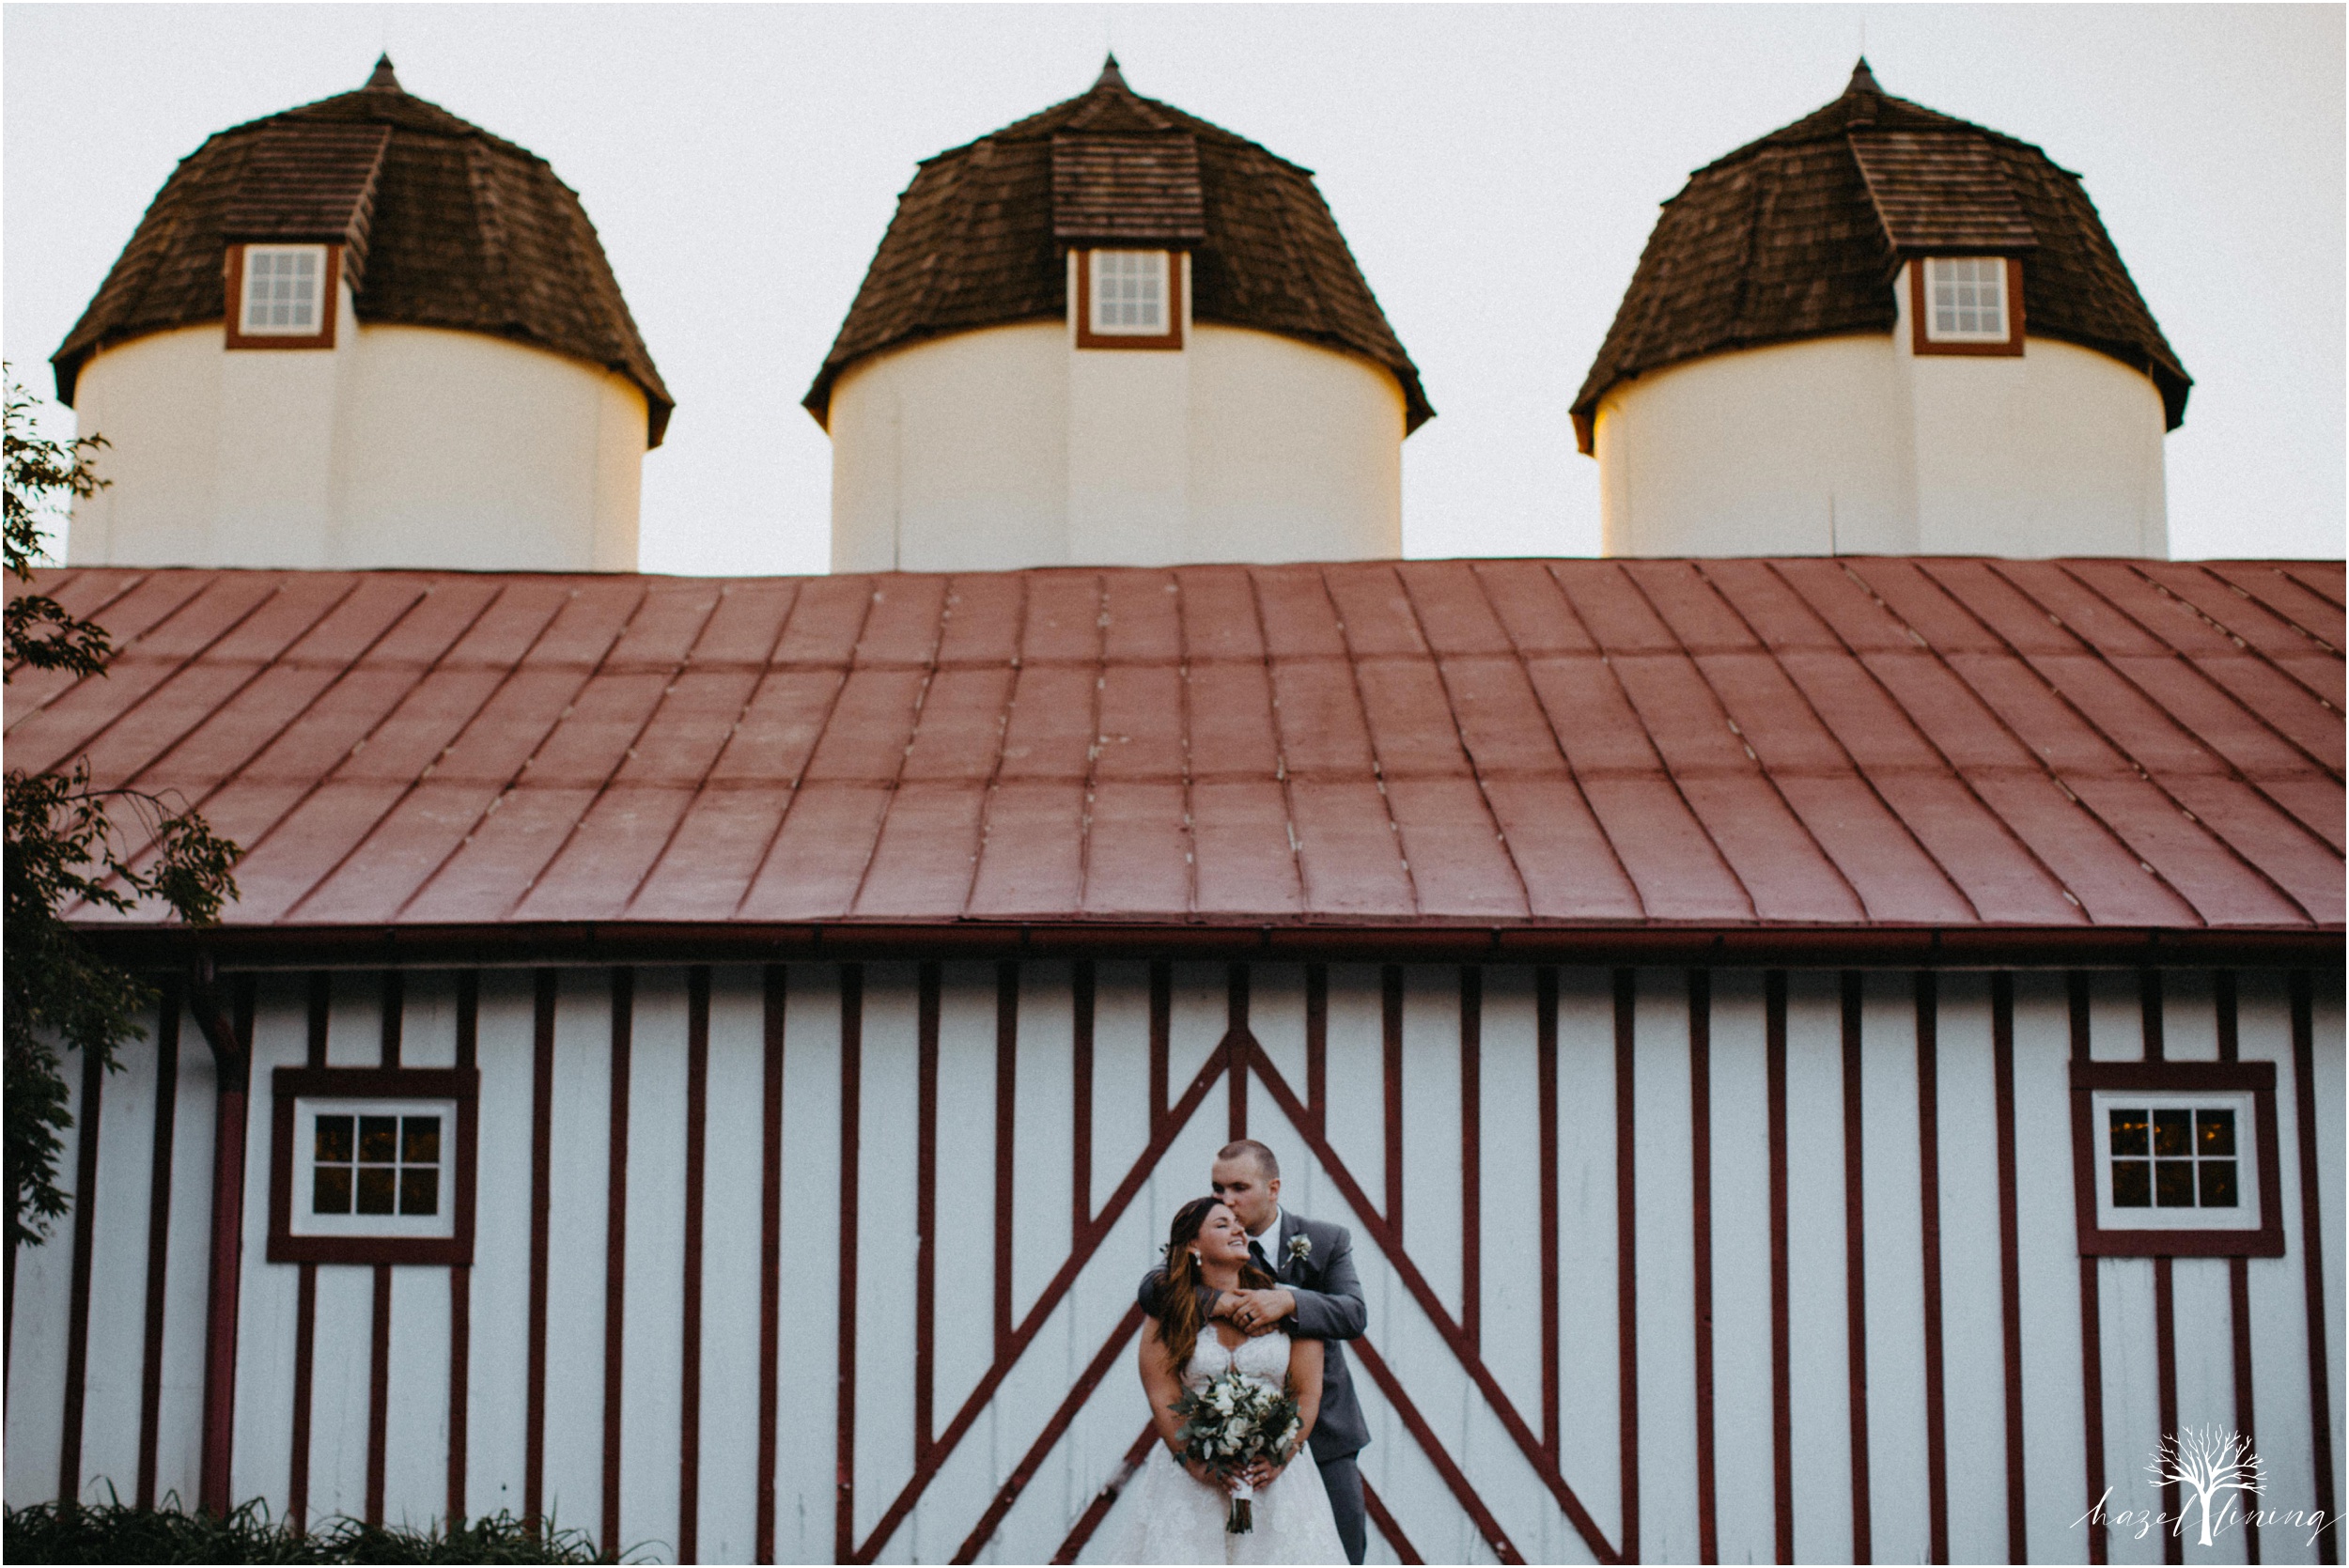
[7,959,2341,1566]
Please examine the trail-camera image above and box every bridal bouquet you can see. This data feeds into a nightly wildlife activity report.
[1169,1370,1303,1534]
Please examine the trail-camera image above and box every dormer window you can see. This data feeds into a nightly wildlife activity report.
[1910,256,2024,356]
[1075,248,1182,350]
[226,242,338,350]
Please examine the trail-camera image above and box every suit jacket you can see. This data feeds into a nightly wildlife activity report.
[1136,1210,1370,1461]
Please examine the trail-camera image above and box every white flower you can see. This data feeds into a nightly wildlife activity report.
[1287,1234,1314,1265]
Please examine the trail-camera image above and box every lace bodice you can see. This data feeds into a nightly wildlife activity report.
[1182,1328,1292,1394]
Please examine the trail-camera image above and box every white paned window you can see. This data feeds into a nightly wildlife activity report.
[240,244,328,334]
[1923,256,2008,342]
[290,1095,458,1239]
[1090,249,1167,334]
[2090,1088,2260,1234]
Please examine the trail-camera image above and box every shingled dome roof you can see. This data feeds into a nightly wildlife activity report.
[805,57,1432,432]
[52,56,673,446]
[1571,60,2189,454]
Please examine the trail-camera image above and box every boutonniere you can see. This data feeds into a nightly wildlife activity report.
[1286,1234,1314,1265]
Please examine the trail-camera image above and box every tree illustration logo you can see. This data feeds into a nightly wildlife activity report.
[2149,1425,2266,1547]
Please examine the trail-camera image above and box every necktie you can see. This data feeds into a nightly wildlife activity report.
[1249,1237,1272,1275]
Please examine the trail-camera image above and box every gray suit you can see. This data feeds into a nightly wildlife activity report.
[1138,1210,1370,1562]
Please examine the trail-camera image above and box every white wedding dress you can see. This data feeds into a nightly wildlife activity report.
[1098,1328,1348,1564]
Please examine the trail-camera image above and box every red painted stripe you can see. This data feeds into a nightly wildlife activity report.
[836,964,863,1566]
[850,1042,1236,1561]
[952,1303,1145,1562]
[135,982,183,1511]
[523,969,556,1526]
[757,965,786,1565]
[1461,966,1483,1352]
[678,967,710,1563]
[1916,970,1950,1563]
[1537,967,1561,1463]
[365,971,401,1527]
[1840,971,1873,1564]
[288,973,331,1530]
[195,974,255,1517]
[448,971,477,1529]
[995,961,1019,1360]
[602,967,634,1558]
[2290,971,2338,1567]
[366,1263,392,1525]
[1227,963,1250,1140]
[1384,965,1405,1236]
[1148,961,1170,1134]
[2155,1254,2182,1567]
[2069,973,2109,1566]
[1613,968,1641,1565]
[1071,962,1094,1238]
[1306,963,1329,1140]
[2217,973,2261,1566]
[1766,971,1793,1564]
[56,1033,107,1503]
[1689,969,1719,1565]
[916,962,941,1456]
[1991,973,2028,1563]
[1250,1042,1622,1562]
[1362,1478,1425,1564]
[1050,1425,1156,1565]
[1353,1336,1526,1564]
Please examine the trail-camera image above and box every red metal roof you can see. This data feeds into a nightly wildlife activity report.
[8,558,2341,935]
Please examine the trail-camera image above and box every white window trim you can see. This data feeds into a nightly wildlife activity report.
[289,1094,459,1240]
[1087,248,1173,336]
[237,243,333,337]
[2089,1087,2261,1234]
[1921,256,2011,344]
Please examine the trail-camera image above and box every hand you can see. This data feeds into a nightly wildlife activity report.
[1239,1455,1284,1489]
[1224,1288,1297,1335]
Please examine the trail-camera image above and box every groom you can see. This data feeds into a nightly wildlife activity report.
[1138,1139,1370,1564]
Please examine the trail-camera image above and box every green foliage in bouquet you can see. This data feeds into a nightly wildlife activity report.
[1168,1368,1303,1534]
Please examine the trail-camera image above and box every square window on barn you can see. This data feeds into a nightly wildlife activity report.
[269,1066,476,1265]
[2070,1061,2283,1257]
[226,243,338,349]
[1908,256,2023,356]
[1076,249,1183,349]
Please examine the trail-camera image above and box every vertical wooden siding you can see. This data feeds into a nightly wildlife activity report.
[5,962,2341,1565]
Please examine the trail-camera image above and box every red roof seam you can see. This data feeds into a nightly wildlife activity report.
[1243,567,1317,909]
[2279,564,2347,614]
[623,582,805,917]
[1689,561,1983,922]
[349,579,648,924]
[1390,566,1533,916]
[1619,563,1870,919]
[3,568,134,703]
[24,571,294,780]
[100,576,431,899]
[1302,566,1420,914]
[2063,562,2344,800]
[1971,560,2328,918]
[1994,563,2334,925]
[973,571,1050,917]
[2124,567,2346,751]
[1174,574,1200,914]
[496,585,729,920]
[843,616,952,920]
[1898,560,2218,925]
[1544,561,1758,920]
[2202,563,2344,652]
[2181,564,2346,712]
[204,578,511,917]
[1773,560,2090,917]
[1465,563,1646,913]
[732,581,881,918]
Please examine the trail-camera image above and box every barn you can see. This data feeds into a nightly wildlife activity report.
[6,54,2343,1568]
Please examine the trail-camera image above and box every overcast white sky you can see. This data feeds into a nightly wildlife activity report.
[6,4,2342,573]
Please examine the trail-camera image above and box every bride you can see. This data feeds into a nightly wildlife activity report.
[1101,1197,1348,1564]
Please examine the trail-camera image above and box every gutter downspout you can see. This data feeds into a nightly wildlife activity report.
[186,956,250,1516]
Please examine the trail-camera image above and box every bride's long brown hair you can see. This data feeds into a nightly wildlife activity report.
[1155,1197,1276,1372]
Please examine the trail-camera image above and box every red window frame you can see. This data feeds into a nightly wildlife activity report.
[1074,248,1184,351]
[1909,255,2026,358]
[268,1065,478,1265]
[225,243,340,351]
[2068,1059,2285,1258]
